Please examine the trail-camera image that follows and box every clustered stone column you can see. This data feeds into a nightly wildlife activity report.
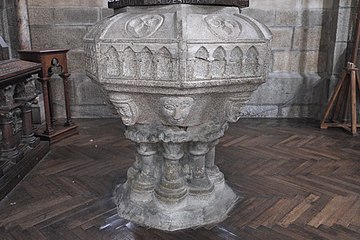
[85,2,272,231]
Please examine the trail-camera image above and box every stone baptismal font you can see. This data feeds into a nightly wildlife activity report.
[84,0,272,231]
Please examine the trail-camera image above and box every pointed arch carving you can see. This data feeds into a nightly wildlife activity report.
[229,47,243,77]
[156,47,173,80]
[123,47,137,78]
[194,46,210,79]
[139,47,154,79]
[245,46,260,75]
[211,46,226,78]
[106,46,121,77]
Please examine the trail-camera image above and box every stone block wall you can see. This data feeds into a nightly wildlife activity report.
[241,0,332,118]
[1,0,19,58]
[1,0,358,119]
[240,0,358,118]
[26,0,116,118]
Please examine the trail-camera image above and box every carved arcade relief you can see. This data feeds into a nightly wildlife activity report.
[106,46,121,77]
[126,14,164,38]
[194,47,210,79]
[245,46,260,75]
[139,47,154,79]
[204,15,241,40]
[123,47,137,78]
[160,97,194,125]
[211,46,226,78]
[228,47,243,77]
[100,45,177,80]
[192,45,262,79]
[110,95,139,126]
[156,47,173,80]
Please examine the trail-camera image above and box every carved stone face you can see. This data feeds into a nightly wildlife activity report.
[225,99,244,123]
[112,99,139,126]
[160,97,194,125]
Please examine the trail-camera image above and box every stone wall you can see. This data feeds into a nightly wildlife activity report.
[2,0,359,119]
[1,0,19,58]
[27,0,116,118]
[241,0,358,118]
[241,0,329,118]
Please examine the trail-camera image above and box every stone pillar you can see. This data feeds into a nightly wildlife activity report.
[155,142,187,207]
[130,142,157,202]
[127,151,141,181]
[188,141,213,194]
[205,139,224,184]
[14,0,31,50]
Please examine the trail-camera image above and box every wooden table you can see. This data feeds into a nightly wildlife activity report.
[18,49,78,144]
[0,59,49,200]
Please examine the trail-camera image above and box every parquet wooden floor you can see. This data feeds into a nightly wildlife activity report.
[0,118,359,240]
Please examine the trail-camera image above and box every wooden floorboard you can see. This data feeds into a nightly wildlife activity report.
[0,118,359,239]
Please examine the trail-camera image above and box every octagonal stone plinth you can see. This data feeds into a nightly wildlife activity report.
[84,4,271,231]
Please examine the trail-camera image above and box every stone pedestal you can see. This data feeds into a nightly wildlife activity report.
[84,4,272,231]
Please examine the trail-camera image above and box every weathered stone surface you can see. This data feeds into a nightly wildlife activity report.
[240,8,276,26]
[240,104,319,118]
[101,7,113,19]
[84,4,272,231]
[31,26,87,49]
[80,0,107,7]
[302,0,333,9]
[70,104,115,118]
[244,72,327,119]
[332,42,348,75]
[250,0,302,9]
[67,50,86,73]
[273,50,326,73]
[336,8,353,42]
[339,0,354,7]
[301,9,327,26]
[4,6,16,27]
[73,75,110,105]
[239,105,278,118]
[293,27,323,50]
[276,10,301,26]
[28,0,106,7]
[270,27,293,49]
[54,7,99,25]
[27,0,54,7]
[249,73,324,105]
[28,7,54,25]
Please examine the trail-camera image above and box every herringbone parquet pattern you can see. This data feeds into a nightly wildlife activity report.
[0,118,359,240]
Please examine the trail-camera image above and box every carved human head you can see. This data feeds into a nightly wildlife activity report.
[109,94,139,126]
[160,96,194,125]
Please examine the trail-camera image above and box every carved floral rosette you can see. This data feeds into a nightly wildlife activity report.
[84,4,272,231]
